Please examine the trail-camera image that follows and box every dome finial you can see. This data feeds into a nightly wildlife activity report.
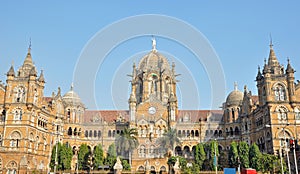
[151,36,156,51]
[71,82,74,91]
[234,81,238,91]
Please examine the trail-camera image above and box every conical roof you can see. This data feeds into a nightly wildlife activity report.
[7,65,15,76]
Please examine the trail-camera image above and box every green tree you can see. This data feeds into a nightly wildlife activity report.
[93,144,104,169]
[228,141,239,168]
[50,143,61,171]
[260,153,277,173]
[238,141,249,168]
[78,144,90,170]
[105,143,117,169]
[218,151,228,170]
[249,143,262,171]
[210,140,219,171]
[115,127,139,167]
[59,143,73,170]
[194,143,206,170]
[50,143,73,171]
[157,128,180,156]
[122,159,131,170]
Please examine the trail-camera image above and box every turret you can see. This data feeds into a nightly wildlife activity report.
[286,58,296,103]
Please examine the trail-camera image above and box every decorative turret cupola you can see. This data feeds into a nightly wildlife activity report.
[224,82,243,123]
[62,84,85,124]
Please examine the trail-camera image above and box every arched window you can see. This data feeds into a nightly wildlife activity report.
[219,130,222,137]
[13,108,22,121]
[6,161,17,174]
[89,130,92,137]
[234,127,240,135]
[98,130,101,138]
[274,84,286,101]
[230,127,233,136]
[276,106,288,121]
[85,130,88,137]
[68,127,72,136]
[74,128,77,136]
[10,131,21,148]
[150,145,155,154]
[15,86,26,103]
[195,130,199,137]
[94,130,97,138]
[139,145,146,157]
[108,130,112,137]
[138,166,145,172]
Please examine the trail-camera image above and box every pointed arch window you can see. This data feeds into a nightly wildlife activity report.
[14,86,26,103]
[13,108,22,121]
[274,84,286,101]
[10,131,21,148]
[276,106,288,121]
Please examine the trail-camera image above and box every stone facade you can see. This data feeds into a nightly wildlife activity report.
[0,40,299,173]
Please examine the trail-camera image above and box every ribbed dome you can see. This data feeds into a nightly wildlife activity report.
[226,85,243,106]
[138,50,171,73]
[63,86,84,106]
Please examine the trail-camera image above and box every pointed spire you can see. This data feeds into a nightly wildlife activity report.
[7,65,15,76]
[244,85,248,94]
[23,40,34,67]
[38,70,45,82]
[29,67,37,76]
[256,65,263,80]
[286,57,295,73]
[132,62,136,78]
[267,39,279,67]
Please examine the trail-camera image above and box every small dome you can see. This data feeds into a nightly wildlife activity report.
[138,50,171,73]
[226,84,243,106]
[63,85,84,106]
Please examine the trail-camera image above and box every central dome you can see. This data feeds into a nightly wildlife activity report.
[138,50,171,73]
[63,85,84,107]
[226,89,243,106]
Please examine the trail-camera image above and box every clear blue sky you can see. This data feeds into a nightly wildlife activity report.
[0,1,300,110]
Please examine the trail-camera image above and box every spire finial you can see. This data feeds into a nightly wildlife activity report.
[71,82,74,91]
[151,35,156,51]
[287,57,290,64]
[264,58,267,65]
[234,81,238,91]
[269,33,273,49]
[28,38,32,53]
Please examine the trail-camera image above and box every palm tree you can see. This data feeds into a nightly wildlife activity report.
[157,128,180,156]
[115,127,139,167]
